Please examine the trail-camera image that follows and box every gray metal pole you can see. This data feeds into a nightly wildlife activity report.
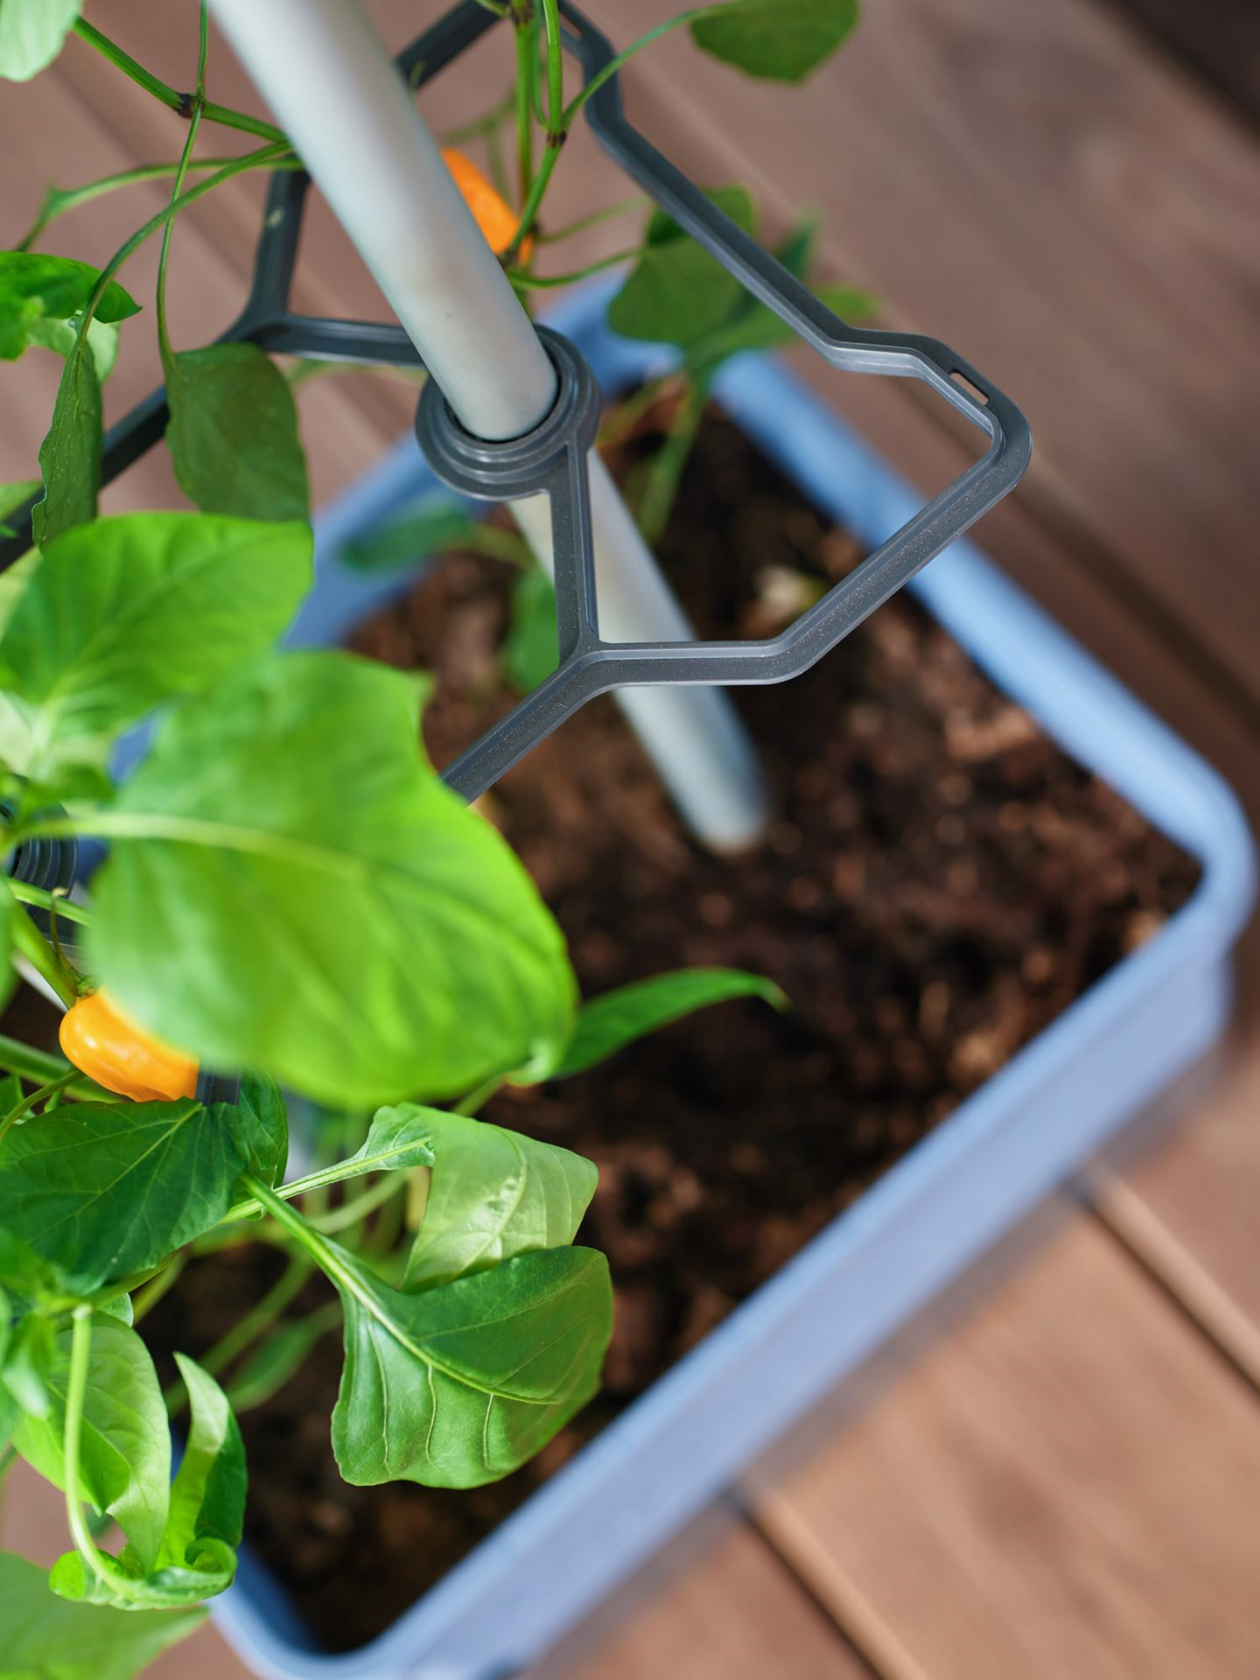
[209,0,769,850]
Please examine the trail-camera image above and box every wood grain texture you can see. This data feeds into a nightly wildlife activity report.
[1108,0,1260,121]
[581,0,1260,712]
[750,1213,1260,1680]
[543,1510,871,1680]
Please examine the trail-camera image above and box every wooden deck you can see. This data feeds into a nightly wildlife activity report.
[4,1,1260,1673]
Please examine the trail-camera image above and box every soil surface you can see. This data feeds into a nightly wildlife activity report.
[142,404,1198,1652]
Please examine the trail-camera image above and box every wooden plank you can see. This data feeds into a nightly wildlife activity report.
[1108,0,1260,122]
[543,1509,872,1679]
[748,1211,1260,1680]
[581,0,1260,714]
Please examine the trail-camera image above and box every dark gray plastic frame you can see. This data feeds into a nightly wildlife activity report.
[0,0,1030,808]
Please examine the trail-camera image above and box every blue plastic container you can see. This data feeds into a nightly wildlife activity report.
[218,290,1255,1679]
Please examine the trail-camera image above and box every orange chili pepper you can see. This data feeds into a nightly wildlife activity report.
[59,989,198,1104]
[441,147,534,262]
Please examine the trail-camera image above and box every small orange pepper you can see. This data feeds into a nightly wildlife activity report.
[441,147,534,262]
[59,989,198,1104]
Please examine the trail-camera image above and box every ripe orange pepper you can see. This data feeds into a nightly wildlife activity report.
[441,147,534,262]
[59,989,198,1104]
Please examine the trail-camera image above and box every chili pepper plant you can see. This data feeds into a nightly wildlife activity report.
[0,1,860,1672]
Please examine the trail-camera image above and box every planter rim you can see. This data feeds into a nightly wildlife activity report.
[216,283,1255,1680]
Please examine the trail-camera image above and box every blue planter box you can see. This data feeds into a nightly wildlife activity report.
[217,289,1255,1679]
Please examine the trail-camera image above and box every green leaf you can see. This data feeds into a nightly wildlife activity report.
[0,1232,62,1313]
[164,343,309,522]
[691,0,860,83]
[32,333,101,545]
[0,1100,248,1295]
[28,314,121,382]
[0,545,40,636]
[87,652,578,1107]
[0,480,38,541]
[329,1240,611,1487]
[0,512,312,782]
[159,1355,245,1568]
[405,1110,596,1289]
[608,187,755,349]
[0,1550,201,1680]
[14,1315,170,1571]
[553,967,787,1079]
[0,254,138,361]
[229,1070,288,1188]
[689,281,879,378]
[344,497,479,572]
[503,568,559,694]
[1,1311,53,1418]
[48,1354,245,1612]
[322,1104,436,1181]
[96,1294,134,1326]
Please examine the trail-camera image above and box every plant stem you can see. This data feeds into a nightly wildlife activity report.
[155,5,209,365]
[4,881,91,926]
[450,1073,508,1115]
[539,0,564,139]
[635,376,709,548]
[536,195,650,245]
[0,1034,102,1100]
[0,1070,77,1146]
[73,18,286,144]
[165,1255,313,1416]
[130,1252,187,1323]
[506,247,639,288]
[10,906,79,1007]
[512,5,537,212]
[597,373,676,447]
[14,156,299,253]
[440,84,516,148]
[311,1172,405,1236]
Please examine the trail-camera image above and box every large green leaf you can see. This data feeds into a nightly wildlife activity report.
[165,343,309,522]
[49,1355,245,1611]
[86,652,578,1107]
[32,333,101,545]
[329,1239,611,1487]
[0,254,137,360]
[503,568,559,694]
[14,1315,170,1572]
[0,1100,247,1294]
[691,0,859,83]
[553,967,787,1079]
[608,187,755,349]
[0,1551,201,1680]
[405,1109,596,1289]
[0,512,312,781]
[0,1310,53,1422]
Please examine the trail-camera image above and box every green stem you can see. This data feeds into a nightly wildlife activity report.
[537,195,650,245]
[0,1034,103,1100]
[63,1308,146,1603]
[71,140,292,352]
[10,907,79,1007]
[539,0,564,137]
[130,1252,187,1324]
[635,376,708,548]
[14,156,300,254]
[165,1256,313,1415]
[512,7,537,213]
[73,19,286,144]
[156,5,209,365]
[597,373,677,447]
[506,247,639,287]
[562,8,723,129]
[0,1070,77,1146]
[450,1073,508,1116]
[5,881,91,926]
[311,1172,405,1236]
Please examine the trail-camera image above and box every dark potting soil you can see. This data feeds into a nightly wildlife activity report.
[143,405,1198,1652]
